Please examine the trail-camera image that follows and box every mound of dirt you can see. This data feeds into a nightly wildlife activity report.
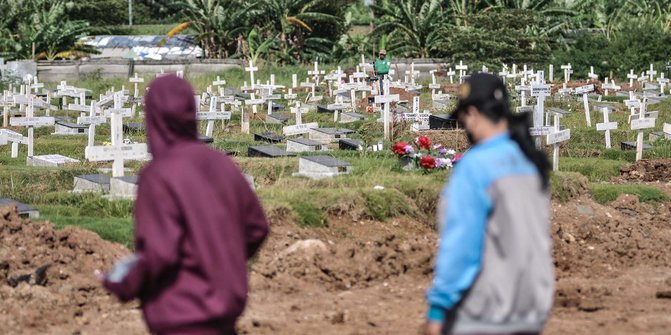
[0,205,142,334]
[258,234,435,291]
[618,159,671,182]
[552,195,671,278]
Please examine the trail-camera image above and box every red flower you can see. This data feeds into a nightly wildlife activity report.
[392,142,409,155]
[420,156,436,169]
[452,154,462,164]
[366,105,374,113]
[416,135,431,150]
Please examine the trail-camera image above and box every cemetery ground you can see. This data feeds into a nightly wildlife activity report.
[1,69,671,334]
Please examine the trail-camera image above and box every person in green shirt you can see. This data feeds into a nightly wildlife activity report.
[374,49,391,94]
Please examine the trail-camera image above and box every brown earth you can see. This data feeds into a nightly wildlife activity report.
[2,185,671,334]
[618,159,671,182]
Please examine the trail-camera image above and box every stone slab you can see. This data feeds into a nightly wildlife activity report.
[27,154,80,167]
[109,176,139,200]
[340,112,365,123]
[266,113,290,124]
[293,155,352,180]
[620,142,652,151]
[429,114,460,130]
[286,138,328,153]
[248,146,295,158]
[0,198,39,218]
[339,138,362,151]
[650,131,671,142]
[254,132,284,143]
[73,174,111,193]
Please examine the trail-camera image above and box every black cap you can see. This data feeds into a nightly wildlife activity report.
[451,73,508,118]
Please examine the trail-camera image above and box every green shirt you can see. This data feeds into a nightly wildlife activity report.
[375,58,391,75]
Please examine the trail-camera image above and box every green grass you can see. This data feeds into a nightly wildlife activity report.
[550,172,589,203]
[559,157,625,182]
[590,184,671,204]
[42,215,134,248]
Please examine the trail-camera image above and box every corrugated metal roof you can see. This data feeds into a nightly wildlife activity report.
[83,35,203,60]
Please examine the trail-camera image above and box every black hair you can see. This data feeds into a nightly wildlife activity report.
[473,99,551,190]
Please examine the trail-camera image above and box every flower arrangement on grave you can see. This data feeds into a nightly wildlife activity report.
[391,135,461,172]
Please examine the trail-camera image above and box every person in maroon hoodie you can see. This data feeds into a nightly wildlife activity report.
[102,75,269,335]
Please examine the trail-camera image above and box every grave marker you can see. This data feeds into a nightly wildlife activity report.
[456,61,468,83]
[129,73,144,98]
[627,69,638,87]
[647,64,657,81]
[374,79,400,140]
[86,111,148,177]
[245,60,258,90]
[596,107,618,148]
[631,98,655,161]
[561,63,572,83]
[10,97,55,157]
[546,110,571,171]
[574,84,595,127]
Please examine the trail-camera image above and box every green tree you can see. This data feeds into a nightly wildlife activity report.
[372,0,448,58]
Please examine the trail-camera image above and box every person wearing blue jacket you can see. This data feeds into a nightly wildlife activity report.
[425,73,554,335]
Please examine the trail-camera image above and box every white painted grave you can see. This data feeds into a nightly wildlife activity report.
[596,107,618,148]
[374,80,400,141]
[546,110,571,171]
[631,98,656,161]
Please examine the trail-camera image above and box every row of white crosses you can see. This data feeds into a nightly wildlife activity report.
[9,94,56,157]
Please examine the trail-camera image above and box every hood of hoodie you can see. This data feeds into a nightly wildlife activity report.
[144,75,198,158]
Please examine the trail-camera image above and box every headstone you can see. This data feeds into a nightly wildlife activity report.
[248,145,295,158]
[596,107,618,149]
[73,174,111,193]
[286,138,328,153]
[27,154,80,167]
[293,155,352,180]
[0,198,39,218]
[308,127,354,144]
[254,132,284,143]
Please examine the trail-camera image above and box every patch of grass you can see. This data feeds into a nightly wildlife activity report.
[361,188,415,221]
[550,172,589,203]
[42,215,134,248]
[590,184,670,204]
[560,157,625,182]
[292,202,328,228]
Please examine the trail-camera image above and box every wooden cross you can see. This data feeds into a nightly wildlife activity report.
[515,77,530,108]
[428,70,441,97]
[602,78,621,96]
[627,69,638,87]
[446,68,456,84]
[1,91,14,127]
[657,72,669,94]
[86,111,148,177]
[0,128,28,158]
[587,66,598,81]
[631,97,655,161]
[546,109,571,171]
[596,106,618,148]
[73,100,105,148]
[244,93,264,134]
[9,95,55,157]
[455,61,468,83]
[548,64,554,82]
[290,101,308,126]
[498,64,509,83]
[308,61,325,86]
[196,96,231,137]
[327,95,349,122]
[574,84,595,127]
[531,73,551,146]
[647,64,657,81]
[129,73,144,98]
[245,60,258,90]
[374,79,400,140]
[561,63,572,83]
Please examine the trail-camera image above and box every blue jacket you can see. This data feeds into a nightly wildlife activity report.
[427,133,554,334]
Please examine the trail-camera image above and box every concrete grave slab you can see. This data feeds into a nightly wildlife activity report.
[254,132,284,143]
[649,131,671,142]
[340,112,365,123]
[0,198,39,218]
[429,114,460,130]
[27,154,80,167]
[293,155,352,180]
[621,141,652,151]
[53,120,89,135]
[110,176,139,200]
[248,145,295,158]
[286,138,328,153]
[308,128,354,144]
[266,113,290,124]
[339,138,363,151]
[73,174,111,193]
[317,105,332,113]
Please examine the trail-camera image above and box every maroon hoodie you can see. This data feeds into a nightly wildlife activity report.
[103,75,269,334]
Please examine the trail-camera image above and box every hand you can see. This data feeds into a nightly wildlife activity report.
[424,321,442,335]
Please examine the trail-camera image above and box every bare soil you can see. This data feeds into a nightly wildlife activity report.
[1,187,670,334]
[618,159,671,182]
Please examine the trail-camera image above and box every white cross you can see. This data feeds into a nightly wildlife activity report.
[627,69,638,87]
[30,77,44,94]
[587,66,598,81]
[455,61,468,83]
[244,93,264,134]
[429,70,441,97]
[73,100,105,148]
[498,64,510,83]
[573,84,595,127]
[508,64,518,80]
[290,101,308,126]
[548,64,554,82]
[602,78,621,96]
[1,91,14,127]
[245,60,258,90]
[657,73,669,94]
[327,95,349,122]
[374,79,400,140]
[0,128,28,158]
[10,95,55,157]
[197,96,231,137]
[515,77,531,107]
[213,76,226,87]
[308,61,325,86]
[531,73,551,147]
[647,64,657,81]
[86,111,148,177]
[446,68,456,84]
[631,97,655,161]
[596,107,618,148]
[129,73,145,98]
[561,63,572,83]
[405,63,420,85]
[546,110,571,171]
